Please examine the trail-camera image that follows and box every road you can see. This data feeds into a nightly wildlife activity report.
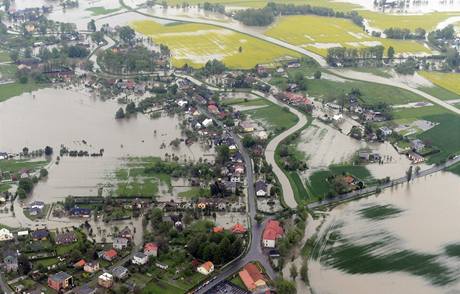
[307,156,460,209]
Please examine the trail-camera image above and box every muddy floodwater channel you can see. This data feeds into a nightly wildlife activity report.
[309,172,460,294]
[0,87,211,202]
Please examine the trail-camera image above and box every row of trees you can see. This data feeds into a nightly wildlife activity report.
[234,3,363,27]
[99,46,160,73]
[326,45,392,66]
[383,27,426,40]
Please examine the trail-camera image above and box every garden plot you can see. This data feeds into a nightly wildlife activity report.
[132,20,300,68]
[265,15,431,56]
[393,119,439,137]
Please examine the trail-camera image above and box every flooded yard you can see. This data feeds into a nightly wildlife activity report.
[0,87,210,202]
[309,172,460,293]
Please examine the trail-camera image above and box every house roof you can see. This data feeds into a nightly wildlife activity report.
[255,180,267,192]
[104,249,117,259]
[213,226,224,233]
[112,266,128,277]
[231,223,247,234]
[55,232,77,244]
[31,229,49,239]
[113,237,128,245]
[49,271,71,282]
[263,220,284,241]
[74,259,86,268]
[134,252,147,259]
[200,261,214,272]
[239,263,266,291]
[144,242,158,252]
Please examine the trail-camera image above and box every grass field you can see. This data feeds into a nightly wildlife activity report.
[0,82,47,103]
[243,102,298,132]
[300,77,426,105]
[419,71,460,96]
[131,20,300,68]
[265,15,431,57]
[0,159,47,174]
[418,85,460,101]
[85,6,121,16]
[0,50,11,62]
[178,187,211,198]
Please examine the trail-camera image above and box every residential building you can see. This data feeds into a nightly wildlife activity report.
[4,250,18,272]
[0,228,13,241]
[83,261,99,273]
[262,219,284,248]
[213,226,224,233]
[202,118,213,128]
[231,223,247,234]
[155,262,169,270]
[31,229,49,240]
[29,201,45,210]
[144,243,158,257]
[112,266,129,280]
[113,237,129,250]
[98,273,114,288]
[73,259,86,269]
[132,252,148,265]
[239,121,255,133]
[408,151,425,164]
[55,232,77,245]
[17,230,29,239]
[48,272,73,291]
[255,180,267,197]
[118,226,133,240]
[69,207,91,218]
[379,126,393,137]
[197,261,214,275]
[102,249,117,261]
[238,263,267,292]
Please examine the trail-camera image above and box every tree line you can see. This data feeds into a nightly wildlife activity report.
[233,3,364,27]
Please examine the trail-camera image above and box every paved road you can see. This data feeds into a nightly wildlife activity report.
[308,156,460,209]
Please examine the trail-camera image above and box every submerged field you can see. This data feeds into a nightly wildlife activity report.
[131,20,300,68]
[265,15,431,57]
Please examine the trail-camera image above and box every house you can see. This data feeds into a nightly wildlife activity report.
[30,201,45,210]
[238,263,267,292]
[408,151,425,164]
[113,237,129,250]
[132,252,148,265]
[213,226,224,233]
[144,242,158,257]
[73,259,86,269]
[31,229,49,241]
[112,266,129,280]
[83,261,99,273]
[202,118,213,128]
[4,250,18,272]
[208,104,219,114]
[102,249,117,261]
[239,121,255,133]
[223,181,237,194]
[69,207,91,218]
[197,261,214,275]
[262,219,284,248]
[73,284,96,294]
[55,232,77,245]
[118,226,133,240]
[0,228,13,241]
[411,139,425,152]
[231,223,247,234]
[155,262,169,270]
[233,163,245,175]
[379,126,393,137]
[255,180,267,197]
[287,61,301,68]
[48,272,73,291]
[177,100,188,107]
[98,273,114,288]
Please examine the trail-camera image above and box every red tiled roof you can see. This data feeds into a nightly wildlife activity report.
[74,259,86,268]
[200,261,213,272]
[213,226,224,233]
[239,269,256,291]
[231,223,247,234]
[144,242,158,252]
[263,220,284,241]
[104,249,117,258]
[239,263,266,291]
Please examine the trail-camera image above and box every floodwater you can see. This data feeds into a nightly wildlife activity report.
[0,87,210,202]
[309,172,460,293]
[338,0,460,13]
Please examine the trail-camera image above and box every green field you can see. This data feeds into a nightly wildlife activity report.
[85,6,121,16]
[419,71,460,96]
[307,165,372,199]
[0,50,11,62]
[243,103,298,132]
[178,187,211,198]
[418,85,460,101]
[131,20,300,68]
[0,82,47,103]
[0,159,47,174]
[265,15,430,57]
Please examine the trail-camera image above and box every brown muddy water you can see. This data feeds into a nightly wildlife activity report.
[0,88,211,202]
[309,172,460,294]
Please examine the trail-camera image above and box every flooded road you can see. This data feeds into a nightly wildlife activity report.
[309,172,460,293]
[0,87,209,201]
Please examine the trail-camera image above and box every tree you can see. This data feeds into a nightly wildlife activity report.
[300,260,309,283]
[115,107,125,119]
[406,166,413,182]
[44,146,53,156]
[290,264,298,280]
[9,51,19,62]
[18,178,33,194]
[215,145,230,165]
[39,168,48,178]
[242,135,256,148]
[119,26,135,45]
[126,102,136,115]
[313,70,321,79]
[387,46,395,59]
[274,279,296,294]
[87,19,96,32]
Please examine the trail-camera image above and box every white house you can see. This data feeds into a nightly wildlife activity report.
[197,261,214,275]
[255,181,267,197]
[177,100,188,107]
[132,252,148,265]
[202,118,213,128]
[0,228,14,241]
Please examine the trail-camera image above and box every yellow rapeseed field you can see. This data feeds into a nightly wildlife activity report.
[131,20,301,68]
